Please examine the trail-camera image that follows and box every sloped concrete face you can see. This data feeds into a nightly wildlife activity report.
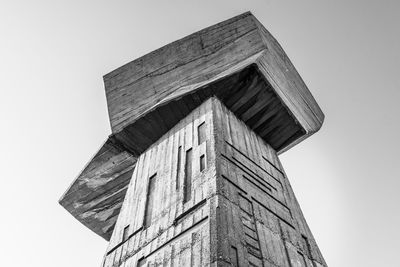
[59,137,137,240]
[101,98,327,267]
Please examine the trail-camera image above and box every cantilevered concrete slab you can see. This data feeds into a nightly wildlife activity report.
[104,12,323,155]
[59,137,136,240]
[60,12,324,240]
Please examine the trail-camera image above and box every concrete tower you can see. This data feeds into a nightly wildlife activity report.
[60,12,327,267]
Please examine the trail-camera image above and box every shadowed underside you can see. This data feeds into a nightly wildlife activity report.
[59,12,324,240]
[114,65,306,157]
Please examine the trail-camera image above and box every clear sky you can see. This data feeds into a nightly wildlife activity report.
[1,1,399,266]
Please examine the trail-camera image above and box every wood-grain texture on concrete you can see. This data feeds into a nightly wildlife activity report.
[102,98,215,267]
[101,98,327,267]
[213,98,326,267]
[59,137,136,240]
[104,12,324,154]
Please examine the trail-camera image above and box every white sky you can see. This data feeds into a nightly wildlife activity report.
[1,1,399,266]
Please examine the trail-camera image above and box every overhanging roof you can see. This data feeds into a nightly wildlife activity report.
[104,11,324,154]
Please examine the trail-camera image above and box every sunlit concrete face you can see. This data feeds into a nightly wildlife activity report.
[102,98,326,267]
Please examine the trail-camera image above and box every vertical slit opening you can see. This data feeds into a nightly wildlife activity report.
[176,146,182,190]
[143,174,157,228]
[184,148,193,203]
[230,245,239,267]
[198,122,206,145]
[200,154,205,172]
[122,225,129,242]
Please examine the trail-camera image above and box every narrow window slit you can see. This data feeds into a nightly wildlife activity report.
[184,148,193,203]
[122,225,129,242]
[176,146,182,190]
[197,122,206,145]
[200,154,206,172]
[143,174,157,228]
[230,245,239,267]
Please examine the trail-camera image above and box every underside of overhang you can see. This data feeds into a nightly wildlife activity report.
[115,64,305,157]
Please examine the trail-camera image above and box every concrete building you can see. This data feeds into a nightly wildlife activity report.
[60,12,327,267]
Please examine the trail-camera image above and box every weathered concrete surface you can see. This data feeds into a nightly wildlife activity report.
[59,137,136,240]
[101,98,327,266]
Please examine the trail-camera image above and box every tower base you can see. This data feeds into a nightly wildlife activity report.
[101,98,326,267]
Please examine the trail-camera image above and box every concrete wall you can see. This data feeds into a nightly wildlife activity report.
[101,98,326,267]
